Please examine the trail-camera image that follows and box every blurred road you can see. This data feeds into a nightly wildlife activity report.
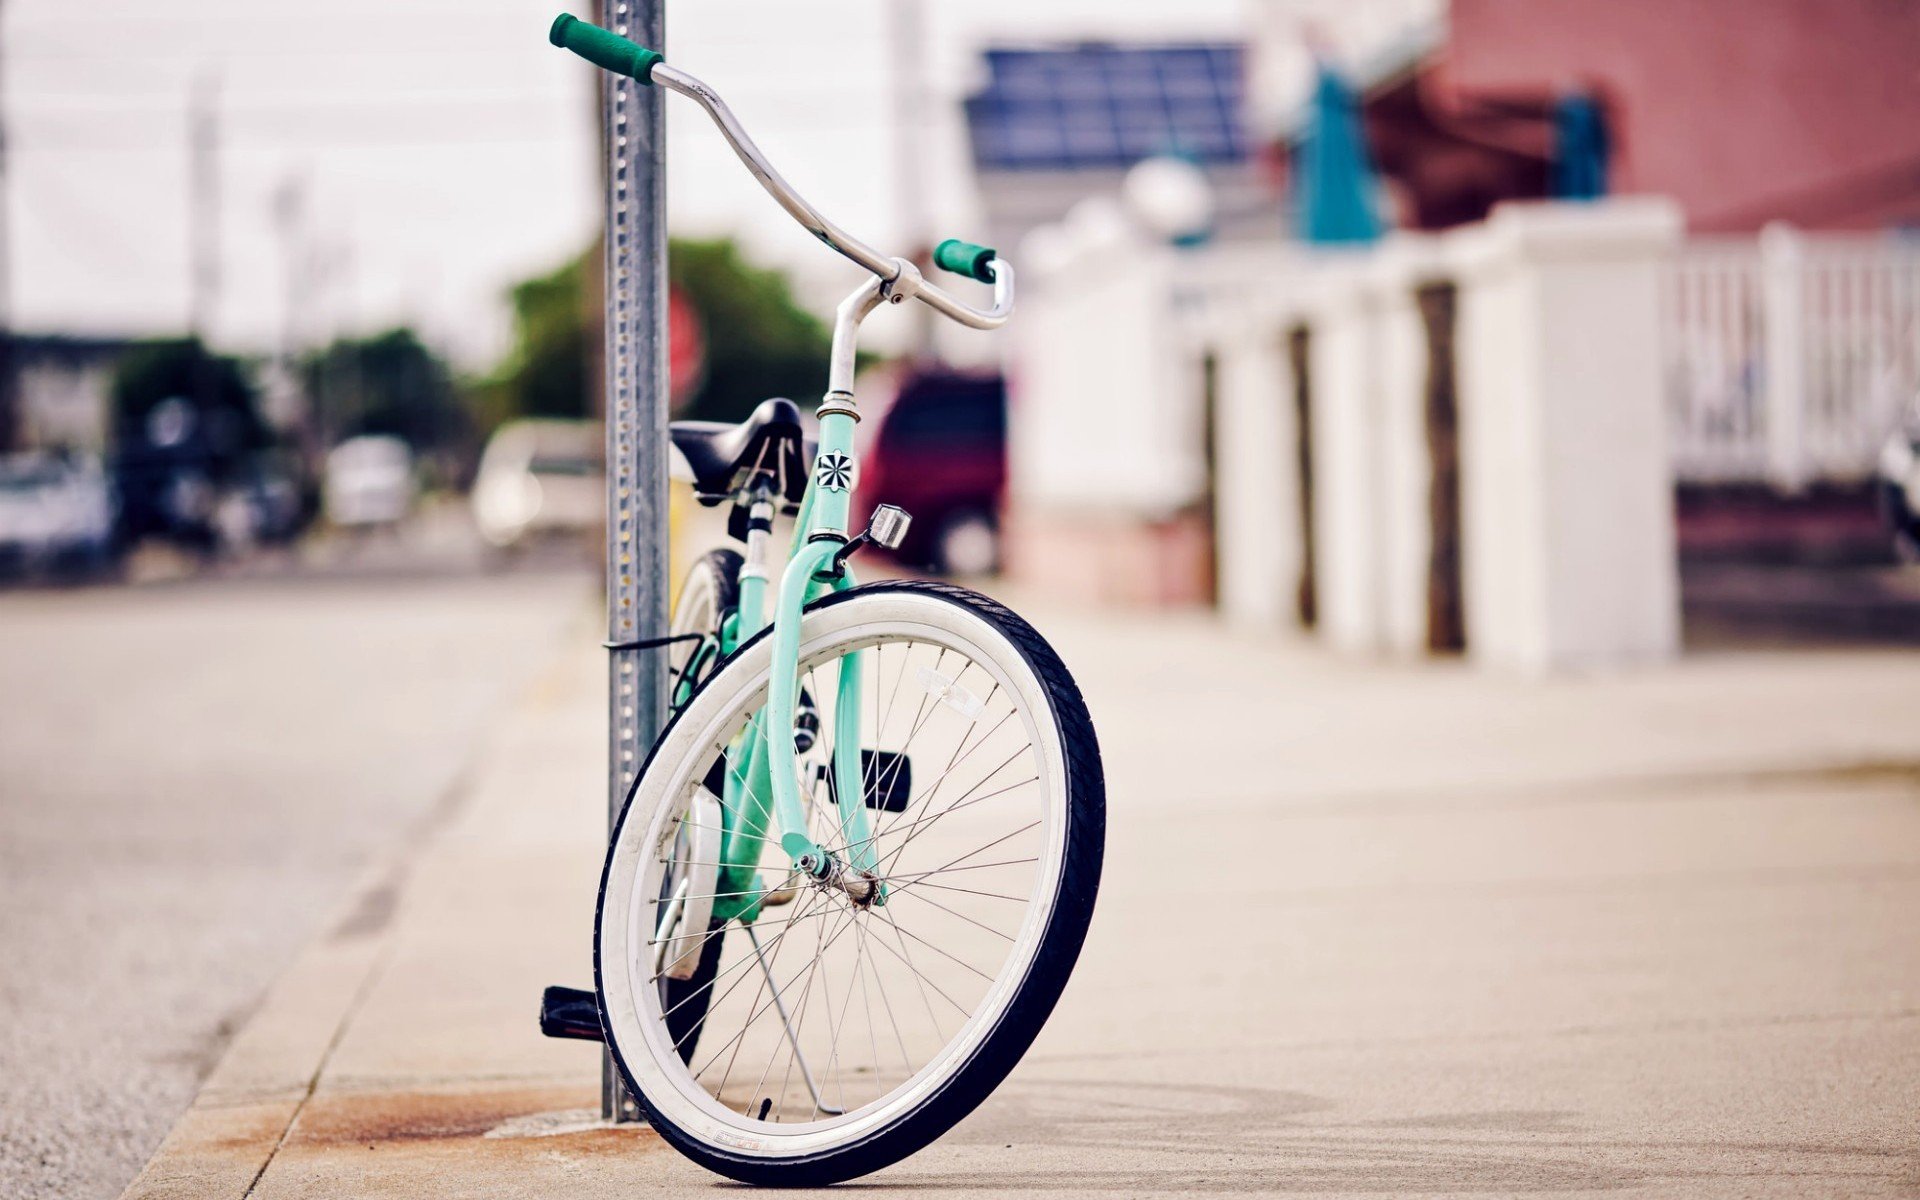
[0,552,593,1200]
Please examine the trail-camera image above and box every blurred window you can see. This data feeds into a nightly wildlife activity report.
[883,388,1006,450]
[529,456,595,477]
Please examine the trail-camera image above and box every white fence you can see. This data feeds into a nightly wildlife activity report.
[1666,226,1920,488]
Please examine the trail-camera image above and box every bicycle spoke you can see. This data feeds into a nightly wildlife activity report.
[872,742,1032,877]
[836,772,1038,862]
[660,895,831,1028]
[867,902,973,1020]
[886,877,1032,904]
[887,884,1016,943]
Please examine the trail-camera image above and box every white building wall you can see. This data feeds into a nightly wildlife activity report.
[1367,240,1446,657]
[1305,264,1386,654]
[1212,320,1300,629]
[1449,199,1684,672]
[1010,247,1203,520]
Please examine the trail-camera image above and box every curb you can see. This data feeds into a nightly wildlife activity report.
[117,619,595,1200]
[117,858,401,1199]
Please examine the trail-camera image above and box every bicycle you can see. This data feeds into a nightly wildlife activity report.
[536,13,1106,1186]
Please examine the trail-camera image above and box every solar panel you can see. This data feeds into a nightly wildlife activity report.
[965,43,1248,172]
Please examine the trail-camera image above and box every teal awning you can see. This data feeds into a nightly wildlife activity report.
[1293,64,1382,245]
[1550,92,1610,200]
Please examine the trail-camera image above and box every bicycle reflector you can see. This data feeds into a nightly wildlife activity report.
[868,504,911,550]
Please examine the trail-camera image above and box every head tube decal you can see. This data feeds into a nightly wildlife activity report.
[815,452,855,492]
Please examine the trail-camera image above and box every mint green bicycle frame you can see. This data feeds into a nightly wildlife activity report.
[547,16,1016,923]
[705,401,869,923]
[701,258,1012,923]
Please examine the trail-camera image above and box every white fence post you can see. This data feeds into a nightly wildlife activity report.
[1364,237,1448,658]
[1759,221,1809,492]
[1305,261,1387,654]
[1210,310,1302,630]
[1447,199,1684,673]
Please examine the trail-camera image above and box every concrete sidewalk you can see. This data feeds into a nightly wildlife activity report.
[123,601,1920,1198]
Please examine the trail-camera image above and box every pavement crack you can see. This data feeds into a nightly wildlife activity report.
[239,919,403,1199]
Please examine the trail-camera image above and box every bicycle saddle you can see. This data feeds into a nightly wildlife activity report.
[668,397,814,507]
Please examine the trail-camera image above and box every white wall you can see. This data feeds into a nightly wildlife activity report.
[1367,240,1447,657]
[1305,262,1386,653]
[1449,200,1684,672]
[1193,198,1684,673]
[1010,246,1205,521]
[1212,318,1301,629]
[1014,197,1685,671]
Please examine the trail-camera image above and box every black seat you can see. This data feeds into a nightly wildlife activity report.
[669,397,813,506]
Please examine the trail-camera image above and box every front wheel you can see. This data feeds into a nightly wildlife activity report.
[596,581,1104,1185]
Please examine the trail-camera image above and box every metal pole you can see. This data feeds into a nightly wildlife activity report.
[0,0,17,452]
[600,0,667,1125]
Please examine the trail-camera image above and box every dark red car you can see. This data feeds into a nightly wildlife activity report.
[855,368,1006,575]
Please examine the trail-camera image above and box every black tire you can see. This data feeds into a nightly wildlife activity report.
[598,580,1104,1186]
[657,548,742,1063]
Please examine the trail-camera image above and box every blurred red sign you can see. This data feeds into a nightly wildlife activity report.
[669,286,707,410]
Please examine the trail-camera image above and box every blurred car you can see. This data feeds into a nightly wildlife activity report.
[857,369,1007,575]
[0,450,117,577]
[112,397,223,550]
[324,436,415,529]
[1876,418,1920,562]
[233,459,307,545]
[472,419,603,548]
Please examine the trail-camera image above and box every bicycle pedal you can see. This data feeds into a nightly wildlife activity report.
[538,985,605,1043]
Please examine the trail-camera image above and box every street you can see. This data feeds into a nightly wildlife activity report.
[108,584,1920,1199]
[0,559,593,1200]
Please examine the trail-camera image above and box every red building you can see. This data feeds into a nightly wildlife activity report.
[1337,0,1920,233]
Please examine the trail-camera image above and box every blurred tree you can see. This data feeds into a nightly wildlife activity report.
[485,237,840,428]
[668,237,837,424]
[303,327,470,458]
[494,255,593,421]
[110,337,270,473]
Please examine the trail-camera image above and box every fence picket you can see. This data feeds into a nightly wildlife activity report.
[1668,228,1920,487]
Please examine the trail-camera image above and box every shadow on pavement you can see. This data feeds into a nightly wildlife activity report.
[1682,561,1920,649]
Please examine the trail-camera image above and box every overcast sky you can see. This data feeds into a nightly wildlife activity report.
[6,0,1247,368]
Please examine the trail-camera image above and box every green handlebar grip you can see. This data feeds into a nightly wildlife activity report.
[548,13,662,82]
[933,238,997,284]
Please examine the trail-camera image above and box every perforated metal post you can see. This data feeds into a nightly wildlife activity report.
[601,0,667,1125]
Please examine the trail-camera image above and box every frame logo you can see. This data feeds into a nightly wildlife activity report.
[815,452,856,492]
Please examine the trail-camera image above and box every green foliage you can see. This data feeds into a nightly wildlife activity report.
[484,237,841,429]
[303,327,470,454]
[668,237,837,424]
[110,337,270,469]
[492,256,593,421]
